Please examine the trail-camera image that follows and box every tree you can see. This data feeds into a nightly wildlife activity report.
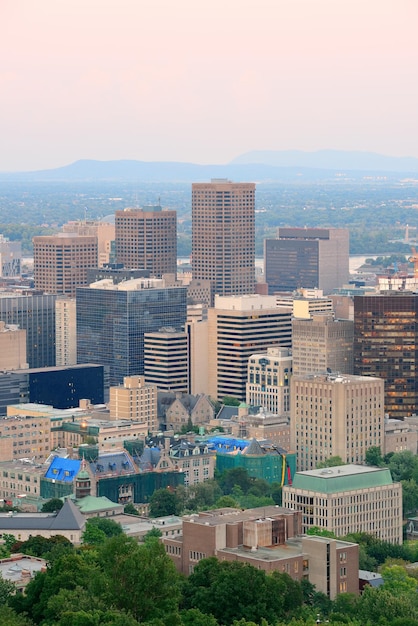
[215,495,238,508]
[365,446,384,467]
[388,450,417,482]
[306,526,336,539]
[143,527,162,543]
[124,502,139,516]
[82,523,107,546]
[316,456,345,469]
[0,574,16,605]
[218,468,252,495]
[402,479,418,517]
[41,497,64,512]
[86,517,123,537]
[149,488,181,517]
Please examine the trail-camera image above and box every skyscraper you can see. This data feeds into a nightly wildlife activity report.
[354,292,418,418]
[115,206,177,277]
[192,179,255,298]
[33,234,98,296]
[76,278,187,386]
[265,228,349,294]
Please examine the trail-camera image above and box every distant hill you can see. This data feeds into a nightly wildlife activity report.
[1,150,417,182]
[229,149,418,173]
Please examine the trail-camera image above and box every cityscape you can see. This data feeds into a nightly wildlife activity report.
[1,0,418,624]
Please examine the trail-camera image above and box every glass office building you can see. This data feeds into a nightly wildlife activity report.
[76,279,187,386]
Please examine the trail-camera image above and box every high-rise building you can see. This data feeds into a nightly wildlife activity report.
[76,278,187,386]
[0,235,21,278]
[208,295,292,401]
[192,179,255,298]
[0,292,56,368]
[109,375,158,433]
[292,314,354,376]
[246,347,292,414]
[115,206,177,277]
[62,218,115,267]
[33,234,98,296]
[265,228,349,294]
[0,322,27,370]
[291,372,384,471]
[55,298,77,366]
[144,328,189,393]
[354,292,418,419]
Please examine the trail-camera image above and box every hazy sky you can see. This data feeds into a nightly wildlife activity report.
[1,0,417,171]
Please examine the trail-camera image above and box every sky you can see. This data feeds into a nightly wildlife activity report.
[1,0,417,171]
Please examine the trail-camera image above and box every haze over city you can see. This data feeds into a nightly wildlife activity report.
[1,0,418,172]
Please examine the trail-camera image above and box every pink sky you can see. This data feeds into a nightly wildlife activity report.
[1,0,417,170]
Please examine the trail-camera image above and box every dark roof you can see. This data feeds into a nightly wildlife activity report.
[216,405,239,420]
[0,498,85,532]
[49,499,86,531]
[243,439,264,456]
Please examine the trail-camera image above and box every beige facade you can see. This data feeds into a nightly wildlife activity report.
[115,206,177,277]
[291,373,384,471]
[55,298,77,366]
[208,295,292,401]
[229,409,291,450]
[246,347,292,414]
[192,180,255,299]
[164,394,214,432]
[0,321,27,370]
[62,219,115,267]
[186,318,209,395]
[33,234,98,296]
[109,376,157,434]
[384,417,418,455]
[0,459,44,499]
[0,415,51,462]
[283,464,403,544]
[144,329,188,393]
[292,314,354,376]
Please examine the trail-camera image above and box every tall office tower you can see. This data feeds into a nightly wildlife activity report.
[0,292,56,368]
[354,292,418,419]
[55,298,77,366]
[115,206,177,277]
[192,179,255,299]
[208,295,292,401]
[291,372,384,471]
[265,228,349,294]
[76,278,187,386]
[33,234,98,296]
[246,347,292,414]
[0,322,27,370]
[144,328,189,393]
[292,314,354,376]
[109,375,158,433]
[62,218,115,267]
[0,235,21,278]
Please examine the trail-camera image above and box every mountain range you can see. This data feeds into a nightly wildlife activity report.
[1,150,417,182]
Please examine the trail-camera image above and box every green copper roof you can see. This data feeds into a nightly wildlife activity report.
[291,465,394,494]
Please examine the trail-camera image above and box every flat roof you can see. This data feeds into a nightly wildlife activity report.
[183,505,295,527]
[289,464,395,494]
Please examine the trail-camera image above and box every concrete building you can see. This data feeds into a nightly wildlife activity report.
[0,235,21,278]
[169,439,215,486]
[163,505,359,598]
[115,206,177,277]
[208,295,292,401]
[33,234,98,296]
[0,414,51,462]
[291,372,384,471]
[228,408,291,450]
[246,347,292,414]
[292,314,354,376]
[0,321,27,370]
[144,328,189,393]
[0,292,56,369]
[109,375,158,434]
[76,278,187,386]
[192,180,255,299]
[283,464,403,544]
[384,416,418,455]
[186,317,209,395]
[354,292,418,418]
[62,218,115,267]
[55,297,77,366]
[265,228,349,294]
[160,392,214,432]
[275,289,334,319]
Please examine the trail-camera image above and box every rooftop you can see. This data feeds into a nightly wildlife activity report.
[289,464,396,493]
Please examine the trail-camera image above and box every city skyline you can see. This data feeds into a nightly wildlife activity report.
[1,0,417,171]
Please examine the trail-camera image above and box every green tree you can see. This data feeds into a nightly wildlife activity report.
[402,479,418,517]
[218,468,252,495]
[365,446,385,467]
[0,574,16,605]
[215,495,238,508]
[0,605,32,626]
[149,488,181,517]
[86,517,123,538]
[306,526,336,538]
[124,502,139,516]
[316,456,345,469]
[388,450,417,482]
[82,523,107,546]
[143,527,162,543]
[41,497,64,512]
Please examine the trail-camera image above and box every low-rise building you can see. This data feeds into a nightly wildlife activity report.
[0,554,47,593]
[159,392,214,432]
[283,464,402,544]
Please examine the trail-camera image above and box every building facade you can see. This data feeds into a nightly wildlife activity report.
[33,234,98,297]
[192,180,255,298]
[292,314,354,376]
[0,235,21,278]
[246,347,292,414]
[291,373,384,471]
[283,464,403,544]
[208,295,292,401]
[109,375,158,434]
[76,278,187,386]
[144,328,189,393]
[55,297,77,366]
[62,218,115,267]
[115,206,177,277]
[354,292,418,418]
[265,228,349,294]
[0,321,27,370]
